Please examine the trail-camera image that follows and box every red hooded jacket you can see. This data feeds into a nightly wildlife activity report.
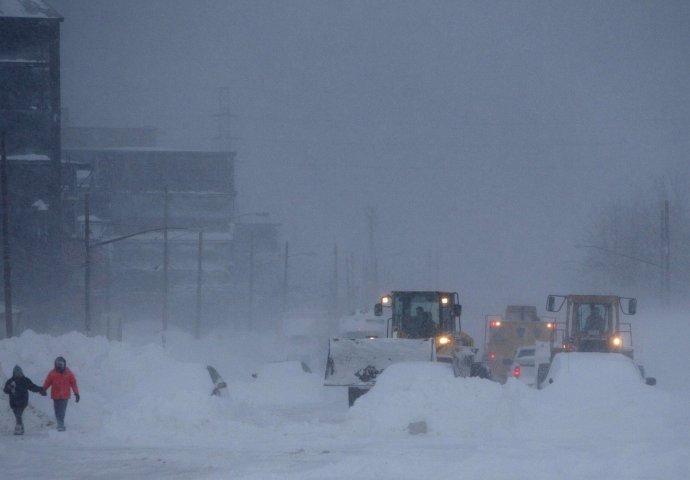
[43,368,79,400]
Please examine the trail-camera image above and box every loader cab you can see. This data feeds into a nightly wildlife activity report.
[546,294,635,354]
[375,291,461,339]
[573,302,613,352]
[575,303,612,334]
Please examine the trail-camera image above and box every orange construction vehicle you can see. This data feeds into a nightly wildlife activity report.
[483,305,555,383]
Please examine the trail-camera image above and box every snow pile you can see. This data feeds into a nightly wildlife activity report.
[122,321,328,384]
[232,361,323,406]
[0,328,337,445]
[0,330,212,440]
[348,362,506,436]
[631,310,690,398]
[0,319,689,478]
[535,353,682,442]
[347,354,687,445]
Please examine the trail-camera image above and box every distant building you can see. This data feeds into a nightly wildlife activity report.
[64,137,240,328]
[63,126,282,333]
[63,126,159,150]
[0,1,70,328]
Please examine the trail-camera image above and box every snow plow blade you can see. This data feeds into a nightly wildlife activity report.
[324,337,435,388]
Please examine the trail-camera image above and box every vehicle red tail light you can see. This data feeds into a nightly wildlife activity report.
[489,353,496,360]
[514,366,520,378]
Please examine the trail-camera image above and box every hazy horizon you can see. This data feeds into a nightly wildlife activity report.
[51,0,690,321]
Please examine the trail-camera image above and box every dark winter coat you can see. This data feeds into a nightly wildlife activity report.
[4,375,43,409]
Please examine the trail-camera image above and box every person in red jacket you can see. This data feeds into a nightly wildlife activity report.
[42,356,79,431]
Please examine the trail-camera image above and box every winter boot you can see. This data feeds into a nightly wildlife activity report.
[57,421,65,432]
[14,424,24,435]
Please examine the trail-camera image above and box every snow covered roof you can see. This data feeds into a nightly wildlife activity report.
[7,153,50,161]
[0,0,62,19]
[64,146,232,155]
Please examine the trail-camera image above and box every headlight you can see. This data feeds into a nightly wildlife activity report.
[490,320,502,328]
[611,336,622,347]
[437,336,452,346]
[381,295,391,305]
[441,297,449,305]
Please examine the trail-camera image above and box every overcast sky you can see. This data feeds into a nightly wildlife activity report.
[51,0,690,323]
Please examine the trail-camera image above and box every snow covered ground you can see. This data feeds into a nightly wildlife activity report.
[1,311,689,479]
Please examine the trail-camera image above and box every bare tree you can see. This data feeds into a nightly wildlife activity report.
[579,173,690,306]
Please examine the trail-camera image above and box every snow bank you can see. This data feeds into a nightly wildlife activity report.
[536,353,684,442]
[631,309,690,398]
[231,361,324,406]
[122,321,329,383]
[0,330,211,440]
[347,355,686,444]
[0,321,688,479]
[0,328,336,445]
[348,362,521,437]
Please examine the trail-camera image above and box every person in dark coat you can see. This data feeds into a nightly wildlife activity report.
[3,365,46,435]
[42,356,79,432]
[408,306,437,338]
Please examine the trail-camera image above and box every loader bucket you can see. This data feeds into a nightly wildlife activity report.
[324,337,435,388]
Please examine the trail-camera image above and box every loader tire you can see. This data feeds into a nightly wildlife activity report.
[348,387,369,407]
[470,363,490,379]
[536,363,550,389]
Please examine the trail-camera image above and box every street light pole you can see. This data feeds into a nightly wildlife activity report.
[195,229,203,339]
[162,187,169,343]
[248,230,255,329]
[1,131,13,338]
[661,200,671,306]
[87,224,203,339]
[282,241,288,313]
[332,243,338,318]
[84,194,92,334]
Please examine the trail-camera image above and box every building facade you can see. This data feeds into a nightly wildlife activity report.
[0,1,69,331]
[64,143,240,330]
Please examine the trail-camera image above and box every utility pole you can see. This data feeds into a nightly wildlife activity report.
[84,193,92,334]
[332,243,339,318]
[195,230,203,339]
[214,86,236,152]
[661,200,671,306]
[367,207,378,302]
[162,187,169,343]
[345,253,354,315]
[248,230,255,329]
[104,250,112,339]
[1,131,13,338]
[282,241,288,314]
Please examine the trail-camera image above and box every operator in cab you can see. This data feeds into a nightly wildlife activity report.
[408,306,436,338]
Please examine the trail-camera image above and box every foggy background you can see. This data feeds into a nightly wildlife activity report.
[50,0,690,326]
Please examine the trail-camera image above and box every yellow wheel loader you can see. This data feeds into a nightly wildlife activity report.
[324,291,489,406]
[543,294,656,386]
